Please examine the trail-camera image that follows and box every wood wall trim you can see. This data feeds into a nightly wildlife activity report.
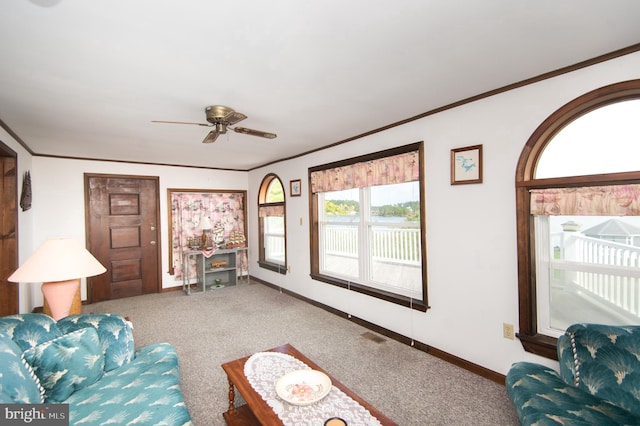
[0,148,19,316]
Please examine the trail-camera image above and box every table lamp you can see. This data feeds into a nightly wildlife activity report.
[8,238,106,320]
[195,216,213,250]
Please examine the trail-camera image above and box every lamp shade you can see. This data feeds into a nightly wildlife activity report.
[8,238,106,283]
[195,216,213,231]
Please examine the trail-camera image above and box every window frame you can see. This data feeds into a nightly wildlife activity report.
[309,142,428,311]
[258,173,287,274]
[515,79,640,359]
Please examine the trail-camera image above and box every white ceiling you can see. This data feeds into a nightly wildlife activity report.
[1,1,639,170]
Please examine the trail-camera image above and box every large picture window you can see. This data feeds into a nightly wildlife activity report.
[310,142,428,310]
[515,80,640,359]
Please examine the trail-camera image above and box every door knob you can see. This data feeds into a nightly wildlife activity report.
[150,241,156,245]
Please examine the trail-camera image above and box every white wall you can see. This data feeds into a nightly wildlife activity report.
[10,51,639,376]
[25,157,247,310]
[247,52,640,375]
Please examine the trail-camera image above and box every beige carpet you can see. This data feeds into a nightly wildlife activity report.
[83,282,518,425]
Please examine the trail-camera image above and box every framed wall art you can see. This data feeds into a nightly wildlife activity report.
[451,144,483,185]
[290,179,301,197]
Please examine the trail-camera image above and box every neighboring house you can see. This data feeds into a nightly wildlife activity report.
[583,218,640,247]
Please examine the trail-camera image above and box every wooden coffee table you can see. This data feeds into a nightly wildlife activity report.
[221,343,397,425]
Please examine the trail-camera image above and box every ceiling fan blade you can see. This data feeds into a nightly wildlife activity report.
[151,120,212,127]
[233,127,277,139]
[223,111,247,125]
[202,131,220,144]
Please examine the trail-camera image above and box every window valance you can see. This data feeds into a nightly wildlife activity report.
[258,204,285,217]
[530,184,640,216]
[310,150,419,193]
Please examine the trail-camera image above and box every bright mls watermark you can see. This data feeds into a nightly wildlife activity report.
[1,404,68,425]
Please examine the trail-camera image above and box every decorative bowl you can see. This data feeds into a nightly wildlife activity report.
[324,417,348,426]
[275,369,332,406]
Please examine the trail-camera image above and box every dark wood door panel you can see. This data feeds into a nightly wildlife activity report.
[0,155,18,316]
[109,193,141,215]
[111,258,142,281]
[110,280,143,299]
[86,175,160,303]
[110,226,141,249]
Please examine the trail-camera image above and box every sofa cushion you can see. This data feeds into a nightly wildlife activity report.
[506,361,640,425]
[64,342,193,426]
[58,314,134,372]
[0,332,44,404]
[560,324,640,418]
[22,327,105,403]
[0,313,61,351]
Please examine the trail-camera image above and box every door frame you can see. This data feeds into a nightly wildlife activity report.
[84,173,162,303]
[0,141,19,315]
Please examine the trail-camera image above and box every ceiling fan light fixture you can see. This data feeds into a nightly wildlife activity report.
[155,105,275,143]
[216,123,227,134]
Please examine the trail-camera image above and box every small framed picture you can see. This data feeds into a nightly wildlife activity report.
[290,179,301,197]
[451,144,483,185]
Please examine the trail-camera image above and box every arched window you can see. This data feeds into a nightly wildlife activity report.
[258,174,287,274]
[515,80,640,359]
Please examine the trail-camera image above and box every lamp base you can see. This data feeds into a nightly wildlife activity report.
[43,286,81,318]
[42,279,80,321]
[199,230,208,250]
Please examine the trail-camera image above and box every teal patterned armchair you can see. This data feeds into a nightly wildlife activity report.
[506,324,640,425]
[0,313,193,425]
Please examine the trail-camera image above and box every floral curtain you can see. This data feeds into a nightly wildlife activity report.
[530,184,640,216]
[258,204,285,217]
[170,191,246,279]
[310,150,419,193]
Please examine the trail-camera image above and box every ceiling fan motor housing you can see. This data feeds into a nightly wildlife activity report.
[152,105,275,143]
[205,105,247,126]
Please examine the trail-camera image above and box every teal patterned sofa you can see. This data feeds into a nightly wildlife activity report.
[0,313,193,425]
[506,324,640,425]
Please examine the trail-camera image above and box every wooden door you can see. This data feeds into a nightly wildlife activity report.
[0,155,18,316]
[86,174,160,302]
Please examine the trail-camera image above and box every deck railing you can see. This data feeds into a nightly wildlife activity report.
[265,233,285,263]
[322,223,421,266]
[552,233,640,318]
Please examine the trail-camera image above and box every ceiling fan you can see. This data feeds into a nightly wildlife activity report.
[152,105,277,143]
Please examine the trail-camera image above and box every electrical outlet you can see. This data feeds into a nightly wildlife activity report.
[503,323,515,340]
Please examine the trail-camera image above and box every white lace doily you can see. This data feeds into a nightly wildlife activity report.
[244,351,383,426]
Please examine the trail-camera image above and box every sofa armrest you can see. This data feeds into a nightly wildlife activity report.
[557,332,577,386]
[506,361,639,426]
[57,314,134,372]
